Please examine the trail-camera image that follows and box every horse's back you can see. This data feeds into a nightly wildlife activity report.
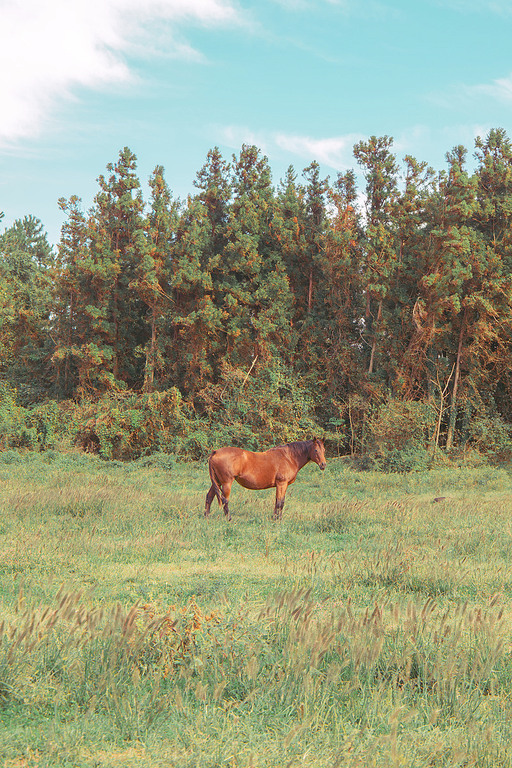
[209,446,247,478]
[210,445,293,489]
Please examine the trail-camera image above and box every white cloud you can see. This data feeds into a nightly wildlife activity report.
[468,73,512,103]
[215,126,366,169]
[216,124,270,153]
[0,0,241,148]
[433,0,512,13]
[275,131,365,169]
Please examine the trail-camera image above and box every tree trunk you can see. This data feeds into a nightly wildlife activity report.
[445,318,465,450]
[368,299,382,375]
[143,306,157,393]
[307,265,313,312]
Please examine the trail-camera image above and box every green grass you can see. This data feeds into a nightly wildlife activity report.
[2,451,512,766]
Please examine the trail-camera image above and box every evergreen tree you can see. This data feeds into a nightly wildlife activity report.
[194,146,231,257]
[164,148,232,394]
[85,147,147,390]
[0,216,54,400]
[168,195,226,393]
[353,136,399,378]
[53,196,91,396]
[322,170,364,397]
[131,166,178,392]
[219,144,293,368]
[471,129,512,422]
[303,161,329,316]
[276,167,306,292]
[393,156,436,398]
[420,146,511,447]
[474,128,512,256]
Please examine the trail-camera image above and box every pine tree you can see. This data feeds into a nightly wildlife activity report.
[194,146,231,258]
[353,136,399,378]
[322,170,364,397]
[168,195,226,393]
[420,145,510,448]
[52,195,90,397]
[164,148,232,394]
[303,161,329,316]
[131,166,178,392]
[471,129,512,422]
[0,216,54,400]
[393,156,436,398]
[85,147,147,390]
[219,144,293,369]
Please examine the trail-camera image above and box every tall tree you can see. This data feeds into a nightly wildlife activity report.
[0,216,54,400]
[393,156,436,398]
[52,196,90,396]
[194,146,231,258]
[353,136,399,377]
[164,148,232,393]
[303,161,329,316]
[420,145,512,448]
[322,169,364,398]
[168,195,226,393]
[471,129,512,421]
[85,147,147,390]
[131,166,178,392]
[218,144,293,369]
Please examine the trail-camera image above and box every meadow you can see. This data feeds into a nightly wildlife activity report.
[1,450,512,767]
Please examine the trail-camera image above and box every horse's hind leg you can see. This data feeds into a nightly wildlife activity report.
[205,485,216,517]
[221,480,233,521]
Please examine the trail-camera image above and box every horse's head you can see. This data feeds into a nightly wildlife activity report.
[310,438,326,470]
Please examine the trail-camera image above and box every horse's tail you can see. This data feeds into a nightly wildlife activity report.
[208,451,223,506]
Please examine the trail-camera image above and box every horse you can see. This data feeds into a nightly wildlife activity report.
[204,438,326,521]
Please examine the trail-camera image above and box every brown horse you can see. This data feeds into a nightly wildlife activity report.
[205,438,326,521]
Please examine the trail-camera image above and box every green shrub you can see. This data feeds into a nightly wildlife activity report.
[0,382,30,449]
[468,412,512,463]
[365,398,437,472]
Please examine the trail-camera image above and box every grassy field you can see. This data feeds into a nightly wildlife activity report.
[2,450,512,766]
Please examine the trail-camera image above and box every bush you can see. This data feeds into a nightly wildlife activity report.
[74,388,193,460]
[0,382,31,449]
[365,398,437,472]
[467,412,512,463]
[194,358,322,453]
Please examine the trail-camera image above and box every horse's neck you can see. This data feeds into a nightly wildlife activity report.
[293,442,311,469]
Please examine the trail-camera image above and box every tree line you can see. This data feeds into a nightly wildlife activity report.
[2,130,512,464]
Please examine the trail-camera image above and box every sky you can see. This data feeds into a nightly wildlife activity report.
[1,0,512,246]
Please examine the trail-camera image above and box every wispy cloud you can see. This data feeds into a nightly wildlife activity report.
[216,125,365,169]
[393,124,494,170]
[268,0,379,12]
[0,0,241,148]
[217,123,497,176]
[467,73,512,103]
[274,132,365,168]
[217,125,271,154]
[433,0,512,14]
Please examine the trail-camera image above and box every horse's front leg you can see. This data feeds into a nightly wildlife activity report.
[273,481,288,521]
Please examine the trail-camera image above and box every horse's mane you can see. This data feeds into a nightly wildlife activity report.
[271,440,313,460]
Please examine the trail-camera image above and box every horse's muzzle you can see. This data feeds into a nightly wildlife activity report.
[319,462,326,470]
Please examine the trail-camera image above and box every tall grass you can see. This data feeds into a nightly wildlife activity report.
[1,451,512,765]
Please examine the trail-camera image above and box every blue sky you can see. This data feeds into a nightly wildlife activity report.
[1,0,512,246]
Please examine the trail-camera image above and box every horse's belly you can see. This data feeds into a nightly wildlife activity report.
[235,475,275,490]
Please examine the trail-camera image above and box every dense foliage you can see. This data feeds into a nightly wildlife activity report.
[2,130,512,461]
